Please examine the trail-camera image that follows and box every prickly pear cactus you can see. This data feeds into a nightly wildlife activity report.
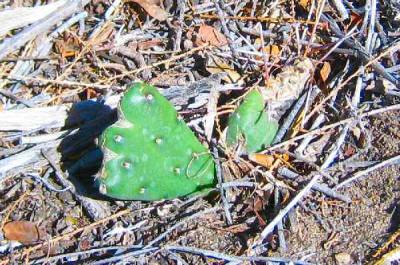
[226,90,278,153]
[99,83,215,201]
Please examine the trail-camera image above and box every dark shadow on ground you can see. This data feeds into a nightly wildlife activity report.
[58,99,117,200]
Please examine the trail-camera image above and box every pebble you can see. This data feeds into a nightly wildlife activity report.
[334,252,352,265]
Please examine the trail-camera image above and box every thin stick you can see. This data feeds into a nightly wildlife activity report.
[104,44,210,83]
[274,188,287,251]
[304,0,327,56]
[331,0,349,20]
[145,207,219,248]
[166,245,314,264]
[0,0,90,60]
[278,167,351,203]
[304,31,400,123]
[0,207,154,264]
[335,154,400,189]
[199,14,325,27]
[212,0,239,58]
[3,45,211,89]
[272,92,307,144]
[91,247,159,265]
[0,192,30,231]
[4,74,113,90]
[32,245,141,263]
[320,124,349,170]
[250,174,321,252]
[212,146,233,225]
[265,104,400,151]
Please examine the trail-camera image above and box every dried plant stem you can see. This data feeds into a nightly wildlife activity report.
[250,174,321,253]
[0,207,155,264]
[335,154,400,189]
[0,192,30,231]
[104,44,210,83]
[0,0,90,60]
[304,35,400,124]
[266,103,400,150]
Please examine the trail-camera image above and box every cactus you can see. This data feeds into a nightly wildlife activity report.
[99,83,215,201]
[226,90,278,153]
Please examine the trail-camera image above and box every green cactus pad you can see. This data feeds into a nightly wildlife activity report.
[99,83,215,201]
[226,90,278,153]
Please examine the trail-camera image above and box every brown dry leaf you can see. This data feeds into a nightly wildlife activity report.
[320,61,331,82]
[3,220,40,245]
[343,144,356,157]
[90,23,115,46]
[265,45,280,57]
[54,33,84,59]
[194,25,228,47]
[206,55,242,84]
[254,39,281,62]
[132,0,168,21]
[349,12,363,27]
[137,39,163,50]
[281,189,290,204]
[299,0,311,9]
[223,223,250,234]
[249,153,275,168]
[288,108,306,138]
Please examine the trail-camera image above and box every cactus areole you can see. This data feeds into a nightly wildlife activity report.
[99,83,216,201]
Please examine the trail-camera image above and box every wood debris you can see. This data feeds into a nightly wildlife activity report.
[0,0,399,263]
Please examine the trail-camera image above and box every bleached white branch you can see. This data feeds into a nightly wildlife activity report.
[0,0,68,37]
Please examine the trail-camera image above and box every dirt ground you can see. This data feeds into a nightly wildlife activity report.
[172,109,400,265]
[282,111,400,264]
[1,0,400,264]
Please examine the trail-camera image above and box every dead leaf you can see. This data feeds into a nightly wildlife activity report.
[132,0,168,21]
[349,12,363,27]
[244,195,268,226]
[193,25,228,47]
[79,238,91,250]
[249,153,275,168]
[223,223,250,234]
[299,0,311,9]
[281,189,290,204]
[288,108,306,138]
[253,197,267,226]
[54,37,80,59]
[320,61,331,82]
[3,221,40,245]
[90,22,115,46]
[136,39,163,50]
[265,44,280,57]
[206,55,242,84]
[253,39,281,62]
[343,144,356,157]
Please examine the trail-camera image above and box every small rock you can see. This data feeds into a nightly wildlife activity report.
[334,252,352,265]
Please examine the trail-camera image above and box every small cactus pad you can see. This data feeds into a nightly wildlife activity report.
[99,83,215,201]
[226,90,278,153]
